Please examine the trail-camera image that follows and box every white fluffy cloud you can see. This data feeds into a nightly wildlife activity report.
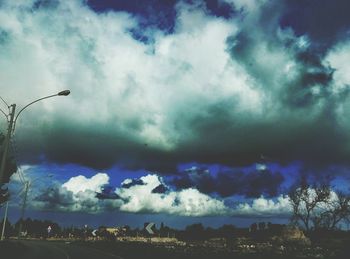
[324,40,350,151]
[31,172,122,213]
[0,0,265,164]
[117,174,230,216]
[0,1,256,140]
[62,173,109,194]
[326,41,350,106]
[234,195,292,217]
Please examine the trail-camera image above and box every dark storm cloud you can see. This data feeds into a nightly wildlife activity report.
[35,184,76,210]
[19,114,342,173]
[170,167,284,198]
[121,178,145,189]
[163,99,347,170]
[151,184,168,194]
[283,52,335,108]
[15,115,183,171]
[2,0,350,175]
[218,0,350,170]
[95,185,121,200]
[228,1,339,109]
[34,182,122,213]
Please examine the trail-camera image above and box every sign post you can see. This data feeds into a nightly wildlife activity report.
[47,225,52,238]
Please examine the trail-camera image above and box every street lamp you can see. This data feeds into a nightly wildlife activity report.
[0,90,70,185]
[13,90,71,133]
[0,90,70,240]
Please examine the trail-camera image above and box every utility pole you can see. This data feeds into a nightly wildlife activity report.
[18,181,29,239]
[1,201,9,240]
[0,104,16,185]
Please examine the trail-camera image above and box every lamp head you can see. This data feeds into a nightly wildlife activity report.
[58,90,70,96]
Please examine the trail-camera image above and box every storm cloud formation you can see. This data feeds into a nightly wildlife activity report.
[34,173,123,213]
[1,0,350,173]
[170,166,284,198]
[32,173,231,216]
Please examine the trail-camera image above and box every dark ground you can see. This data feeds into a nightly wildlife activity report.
[1,237,350,259]
[0,240,121,259]
[80,240,349,259]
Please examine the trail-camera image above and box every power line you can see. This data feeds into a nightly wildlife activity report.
[0,95,9,109]
[0,108,8,120]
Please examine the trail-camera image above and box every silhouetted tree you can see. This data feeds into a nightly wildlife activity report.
[217,224,236,238]
[0,218,14,238]
[185,223,205,240]
[14,218,62,237]
[258,222,266,231]
[317,192,350,230]
[250,223,258,232]
[288,180,350,231]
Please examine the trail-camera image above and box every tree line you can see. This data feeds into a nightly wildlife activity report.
[0,217,286,240]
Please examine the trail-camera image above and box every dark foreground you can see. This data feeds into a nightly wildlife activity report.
[1,238,350,259]
[0,240,122,259]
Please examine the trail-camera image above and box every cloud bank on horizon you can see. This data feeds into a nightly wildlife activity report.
[1,0,350,174]
[30,172,291,217]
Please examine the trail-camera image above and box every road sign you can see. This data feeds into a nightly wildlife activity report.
[145,222,155,235]
[92,229,98,237]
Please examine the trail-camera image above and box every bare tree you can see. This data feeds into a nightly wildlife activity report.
[317,192,350,230]
[288,180,350,231]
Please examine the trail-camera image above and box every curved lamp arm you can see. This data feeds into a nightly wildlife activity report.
[12,90,70,134]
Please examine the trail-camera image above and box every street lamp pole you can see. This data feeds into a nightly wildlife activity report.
[0,104,16,184]
[0,200,8,240]
[0,90,70,185]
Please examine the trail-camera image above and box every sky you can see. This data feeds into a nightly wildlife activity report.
[1,0,350,229]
